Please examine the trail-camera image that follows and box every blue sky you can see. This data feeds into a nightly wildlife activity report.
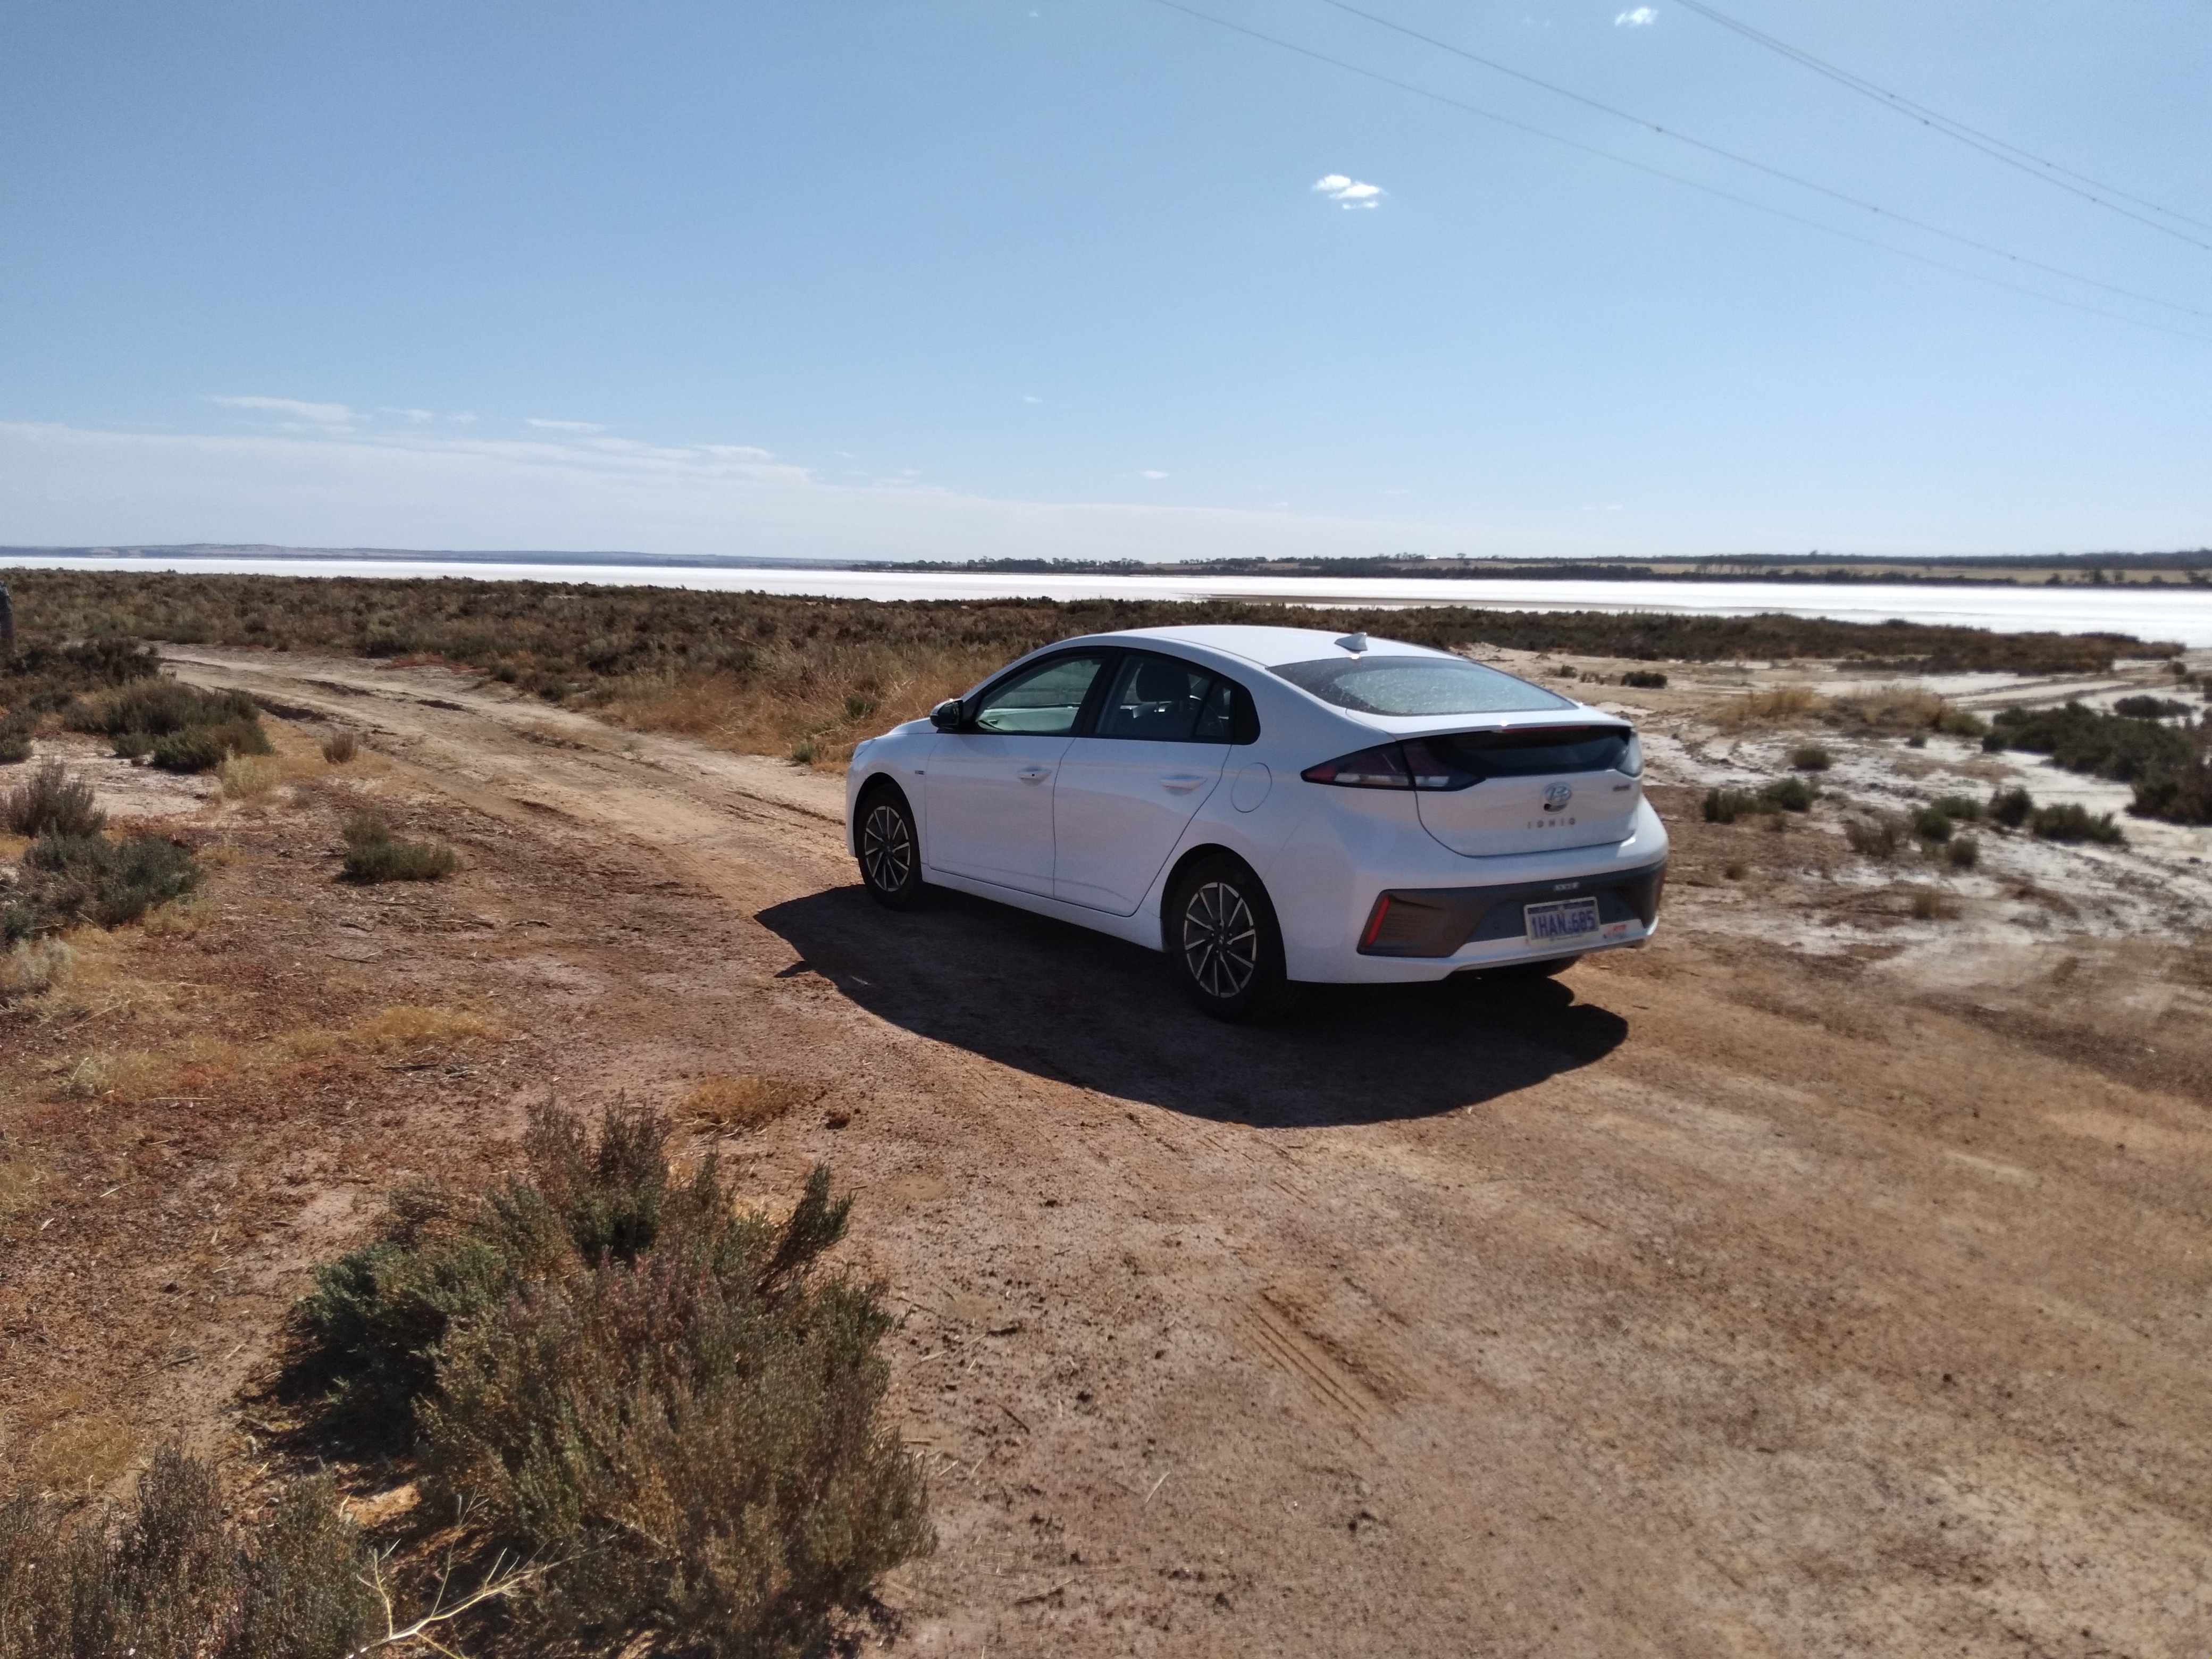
[1,0,2207,559]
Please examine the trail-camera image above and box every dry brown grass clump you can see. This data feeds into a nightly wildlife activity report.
[217,753,282,800]
[343,1004,498,1049]
[1712,685,1825,730]
[681,1073,819,1131]
[319,728,358,764]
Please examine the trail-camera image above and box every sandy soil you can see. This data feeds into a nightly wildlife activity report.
[4,643,2210,1658]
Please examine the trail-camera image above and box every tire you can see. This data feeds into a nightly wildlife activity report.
[1168,855,1296,1023]
[856,784,926,910]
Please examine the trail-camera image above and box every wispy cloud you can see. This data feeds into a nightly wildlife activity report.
[1313,173,1384,210]
[208,395,356,428]
[1141,470,1169,480]
[1022,394,1044,405]
[1614,7,1657,25]
[387,407,436,423]
[0,419,1612,564]
[526,417,605,433]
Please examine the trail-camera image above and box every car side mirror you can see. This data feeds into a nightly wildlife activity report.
[929,698,966,732]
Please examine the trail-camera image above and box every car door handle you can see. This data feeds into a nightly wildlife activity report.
[1018,767,1051,782]
[1159,774,1208,792]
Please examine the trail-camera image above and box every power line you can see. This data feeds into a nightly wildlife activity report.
[1311,0,2212,312]
[1673,0,2212,246]
[1137,0,2210,343]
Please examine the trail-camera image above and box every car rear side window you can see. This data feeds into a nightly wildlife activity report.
[971,653,1109,735]
[1095,653,1259,743]
[1271,654,1572,715]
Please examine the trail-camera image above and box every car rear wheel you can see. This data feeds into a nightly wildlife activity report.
[1169,855,1295,1023]
[857,785,926,910]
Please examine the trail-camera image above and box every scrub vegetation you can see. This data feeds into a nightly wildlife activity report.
[1,1110,928,1659]
[1983,702,2212,825]
[1,763,200,944]
[340,812,458,883]
[0,568,2163,774]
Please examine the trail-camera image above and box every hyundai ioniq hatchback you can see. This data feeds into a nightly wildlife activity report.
[844,625,1668,1020]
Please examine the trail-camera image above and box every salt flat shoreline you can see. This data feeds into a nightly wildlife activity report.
[7,551,2212,644]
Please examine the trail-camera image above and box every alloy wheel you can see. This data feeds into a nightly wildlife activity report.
[861,802,914,893]
[1182,879,1258,1000]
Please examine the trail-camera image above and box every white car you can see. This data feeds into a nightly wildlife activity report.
[844,624,1668,1021]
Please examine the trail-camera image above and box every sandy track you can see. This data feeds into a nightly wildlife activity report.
[161,648,2212,1657]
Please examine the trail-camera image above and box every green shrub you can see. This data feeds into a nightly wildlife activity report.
[0,717,29,766]
[1947,835,1981,869]
[1620,669,1668,689]
[340,813,458,883]
[1929,793,1982,821]
[17,832,200,930]
[1910,805,1954,842]
[1984,701,2192,781]
[298,1107,933,1656]
[111,730,153,759]
[2,762,104,837]
[1989,786,2034,828]
[2131,759,2212,825]
[2114,694,2190,718]
[2030,802,2125,844]
[1789,744,1832,771]
[0,1446,376,1659]
[67,679,260,740]
[1759,776,1815,812]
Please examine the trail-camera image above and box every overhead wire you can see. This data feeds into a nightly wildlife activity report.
[1671,0,2212,246]
[1137,0,2210,343]
[1310,0,2212,314]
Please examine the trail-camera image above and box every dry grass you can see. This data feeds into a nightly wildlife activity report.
[1905,887,1963,921]
[46,1006,495,1102]
[217,753,283,800]
[680,1073,819,1131]
[1712,685,1825,731]
[320,728,359,765]
[24,1409,139,1498]
[140,892,211,936]
[343,1004,498,1049]
[0,938,73,1001]
[0,1159,46,1227]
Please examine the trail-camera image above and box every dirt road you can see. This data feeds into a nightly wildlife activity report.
[141,647,2212,1656]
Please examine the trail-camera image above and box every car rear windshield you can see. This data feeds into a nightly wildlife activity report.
[1270,654,1574,716]
[1418,725,1633,780]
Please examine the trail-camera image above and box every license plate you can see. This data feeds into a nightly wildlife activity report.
[1523,896,1601,944]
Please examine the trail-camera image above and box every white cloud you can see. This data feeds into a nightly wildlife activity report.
[1312,174,1385,210]
[0,419,1625,564]
[1141,470,1169,480]
[1614,7,1657,24]
[388,407,436,423]
[1022,394,1044,405]
[208,395,356,428]
[527,417,605,433]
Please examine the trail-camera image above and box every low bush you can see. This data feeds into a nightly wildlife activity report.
[341,812,457,883]
[2,761,104,837]
[1829,683,1988,739]
[1702,787,1763,824]
[1929,793,1982,821]
[0,718,28,766]
[0,1445,377,1659]
[296,1106,933,1655]
[66,680,271,774]
[1989,786,2034,828]
[1789,744,1832,771]
[319,729,358,765]
[1983,701,2192,781]
[1907,888,1960,920]
[2030,802,2125,844]
[218,755,282,800]
[0,937,73,1000]
[2114,695,2190,718]
[2131,758,2212,825]
[1910,805,1955,843]
[1620,669,1668,689]
[12,832,199,933]
[1761,775,1816,812]
[1846,816,1905,858]
[1947,835,1981,869]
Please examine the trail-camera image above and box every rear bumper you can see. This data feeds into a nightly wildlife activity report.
[1360,858,1668,958]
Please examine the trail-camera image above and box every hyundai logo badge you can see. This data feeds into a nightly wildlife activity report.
[1542,782,1574,812]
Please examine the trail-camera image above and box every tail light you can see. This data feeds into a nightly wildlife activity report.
[1301,741,1474,790]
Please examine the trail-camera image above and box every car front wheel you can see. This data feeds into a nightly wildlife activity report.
[1169,855,1295,1023]
[857,785,926,909]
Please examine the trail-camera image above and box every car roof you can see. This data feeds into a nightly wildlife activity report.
[1103,624,1451,668]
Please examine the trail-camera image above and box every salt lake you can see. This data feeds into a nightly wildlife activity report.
[9,552,2212,648]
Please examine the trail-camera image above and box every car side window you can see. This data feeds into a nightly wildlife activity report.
[1096,653,1219,741]
[970,653,1109,735]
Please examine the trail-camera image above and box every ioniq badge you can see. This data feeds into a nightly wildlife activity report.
[1543,782,1574,812]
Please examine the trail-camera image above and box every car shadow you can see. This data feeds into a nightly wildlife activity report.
[754,884,1629,1127]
